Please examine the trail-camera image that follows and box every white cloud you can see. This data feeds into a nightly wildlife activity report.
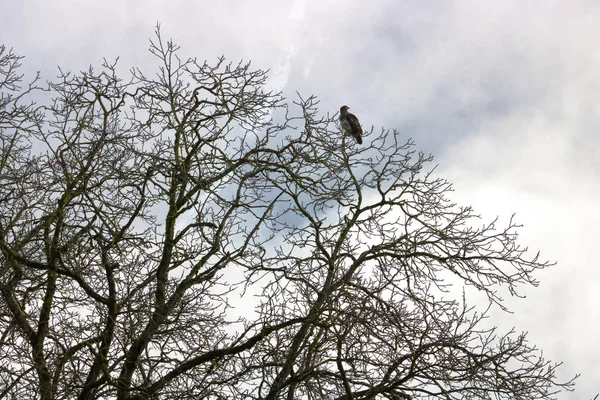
[435,4,600,397]
[1,0,599,397]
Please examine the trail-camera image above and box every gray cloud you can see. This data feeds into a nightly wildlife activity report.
[1,1,598,397]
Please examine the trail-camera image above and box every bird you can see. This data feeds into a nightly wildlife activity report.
[339,105,363,144]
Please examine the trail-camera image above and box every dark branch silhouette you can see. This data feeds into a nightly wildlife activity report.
[0,28,584,400]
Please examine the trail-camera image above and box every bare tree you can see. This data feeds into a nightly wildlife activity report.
[0,28,580,400]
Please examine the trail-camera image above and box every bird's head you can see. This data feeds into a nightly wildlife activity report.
[340,105,349,113]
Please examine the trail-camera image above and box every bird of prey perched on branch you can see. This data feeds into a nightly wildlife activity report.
[339,105,363,144]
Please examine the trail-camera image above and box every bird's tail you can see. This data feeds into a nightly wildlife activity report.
[354,134,363,144]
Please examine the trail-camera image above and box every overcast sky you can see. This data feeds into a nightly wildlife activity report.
[1,1,598,398]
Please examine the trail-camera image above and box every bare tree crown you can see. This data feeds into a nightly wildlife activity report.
[0,28,578,400]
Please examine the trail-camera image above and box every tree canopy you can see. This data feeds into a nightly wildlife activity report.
[0,29,577,400]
